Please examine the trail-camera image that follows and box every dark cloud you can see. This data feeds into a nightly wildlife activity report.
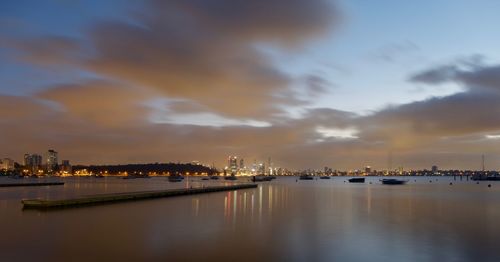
[4,0,339,119]
[409,64,459,85]
[304,74,334,97]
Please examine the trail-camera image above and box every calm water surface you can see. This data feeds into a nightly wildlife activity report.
[0,176,499,262]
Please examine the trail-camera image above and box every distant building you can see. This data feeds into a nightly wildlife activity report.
[365,166,371,174]
[228,156,238,175]
[46,149,58,173]
[60,160,72,174]
[24,154,42,174]
[0,158,15,171]
[258,163,265,175]
[239,158,244,170]
[432,165,438,174]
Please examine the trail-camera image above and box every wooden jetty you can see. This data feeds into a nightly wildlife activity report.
[22,184,257,209]
[0,182,64,188]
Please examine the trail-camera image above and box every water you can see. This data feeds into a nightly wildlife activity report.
[1,176,499,262]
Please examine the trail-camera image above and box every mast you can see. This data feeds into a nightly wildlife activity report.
[482,154,485,172]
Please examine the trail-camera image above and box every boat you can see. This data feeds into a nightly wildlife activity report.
[209,176,220,180]
[319,176,331,179]
[471,175,500,181]
[348,177,365,183]
[122,174,151,179]
[201,177,209,181]
[381,178,408,185]
[299,174,314,180]
[224,176,238,181]
[168,175,183,182]
[252,175,273,182]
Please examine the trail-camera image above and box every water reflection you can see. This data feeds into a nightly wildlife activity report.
[0,176,500,261]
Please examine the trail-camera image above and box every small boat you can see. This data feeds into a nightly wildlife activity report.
[472,175,500,181]
[252,175,273,182]
[122,174,151,179]
[224,176,238,181]
[210,176,220,180]
[381,178,408,185]
[299,174,314,180]
[168,175,184,182]
[319,176,331,179]
[348,177,365,183]
[201,177,210,181]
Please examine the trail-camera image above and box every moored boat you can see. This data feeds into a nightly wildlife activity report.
[381,178,407,185]
[348,177,365,183]
[299,174,314,180]
[168,175,183,182]
[252,175,273,182]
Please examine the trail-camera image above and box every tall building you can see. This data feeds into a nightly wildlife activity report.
[239,158,244,170]
[47,149,58,173]
[431,165,438,174]
[228,156,238,175]
[24,154,42,174]
[258,163,265,175]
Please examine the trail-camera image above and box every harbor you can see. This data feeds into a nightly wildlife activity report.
[1,176,499,261]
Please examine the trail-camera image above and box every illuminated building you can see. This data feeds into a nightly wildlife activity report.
[60,160,72,174]
[47,149,58,173]
[24,154,42,173]
[258,163,265,175]
[228,156,238,175]
[0,158,15,171]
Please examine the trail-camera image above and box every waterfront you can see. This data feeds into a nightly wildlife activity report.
[1,176,499,261]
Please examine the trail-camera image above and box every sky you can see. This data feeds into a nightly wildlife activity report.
[2,0,500,170]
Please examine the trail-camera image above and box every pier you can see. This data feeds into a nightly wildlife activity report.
[22,184,257,209]
[0,182,64,188]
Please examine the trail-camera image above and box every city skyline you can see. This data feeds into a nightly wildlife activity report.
[2,0,500,170]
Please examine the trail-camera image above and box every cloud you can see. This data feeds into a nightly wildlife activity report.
[77,0,339,119]
[36,81,154,127]
[304,74,335,97]
[362,60,500,150]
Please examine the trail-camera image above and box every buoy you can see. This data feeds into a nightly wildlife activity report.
[488,184,492,188]
[449,182,452,185]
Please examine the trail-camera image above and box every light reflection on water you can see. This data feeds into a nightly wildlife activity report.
[0,176,499,261]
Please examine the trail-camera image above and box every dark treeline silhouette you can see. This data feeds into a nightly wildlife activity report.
[73,163,218,175]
